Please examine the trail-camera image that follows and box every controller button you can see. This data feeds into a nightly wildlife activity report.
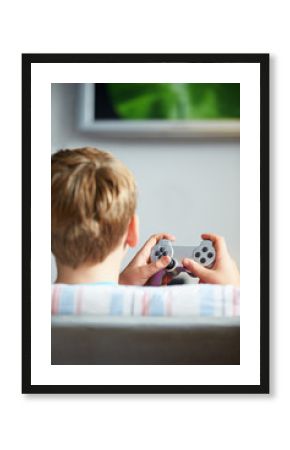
[159,247,165,252]
[162,251,168,256]
[207,252,213,258]
[200,257,206,264]
[195,252,200,258]
[202,247,208,252]
[166,259,175,270]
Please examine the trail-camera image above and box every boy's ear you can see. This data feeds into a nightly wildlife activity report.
[126,214,139,248]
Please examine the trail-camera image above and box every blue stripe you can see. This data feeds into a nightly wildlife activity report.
[58,287,75,315]
[110,290,124,315]
[149,292,164,316]
[200,285,214,316]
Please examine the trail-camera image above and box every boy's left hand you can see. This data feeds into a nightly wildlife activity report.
[182,233,240,287]
[119,233,175,286]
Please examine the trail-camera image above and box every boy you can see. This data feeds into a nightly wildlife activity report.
[52,147,239,287]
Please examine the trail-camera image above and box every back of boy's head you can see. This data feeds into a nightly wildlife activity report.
[51,147,137,268]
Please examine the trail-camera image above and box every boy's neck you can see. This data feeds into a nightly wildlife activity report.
[55,248,124,285]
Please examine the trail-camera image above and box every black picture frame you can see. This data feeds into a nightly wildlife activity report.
[22,53,269,394]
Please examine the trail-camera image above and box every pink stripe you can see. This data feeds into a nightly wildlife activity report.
[141,292,149,316]
[233,288,239,316]
[51,285,61,315]
[145,294,150,316]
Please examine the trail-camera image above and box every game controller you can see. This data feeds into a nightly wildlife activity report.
[149,239,216,286]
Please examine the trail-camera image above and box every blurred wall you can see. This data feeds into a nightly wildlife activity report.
[51,84,240,282]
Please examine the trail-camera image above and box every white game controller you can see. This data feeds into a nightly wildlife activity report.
[149,239,216,285]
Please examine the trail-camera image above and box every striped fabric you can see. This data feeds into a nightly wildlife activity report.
[51,284,240,318]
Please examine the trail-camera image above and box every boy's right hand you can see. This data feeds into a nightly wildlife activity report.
[119,233,175,286]
[182,233,240,287]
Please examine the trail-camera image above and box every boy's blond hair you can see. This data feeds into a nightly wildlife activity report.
[51,147,137,268]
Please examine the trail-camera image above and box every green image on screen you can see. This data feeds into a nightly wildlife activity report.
[94,83,240,120]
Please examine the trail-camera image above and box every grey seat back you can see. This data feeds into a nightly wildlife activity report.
[52,316,240,365]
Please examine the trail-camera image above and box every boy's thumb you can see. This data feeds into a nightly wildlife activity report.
[146,255,171,277]
[182,258,211,281]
